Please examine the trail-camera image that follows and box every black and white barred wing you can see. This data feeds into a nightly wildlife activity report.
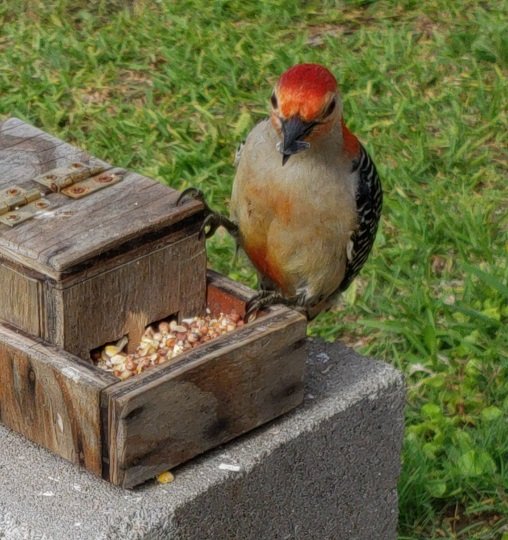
[340,145,383,292]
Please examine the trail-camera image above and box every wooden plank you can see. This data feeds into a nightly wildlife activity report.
[0,172,202,278]
[35,173,200,273]
[206,268,256,307]
[0,263,42,336]
[0,126,59,155]
[0,117,25,136]
[55,232,206,359]
[0,118,203,278]
[0,118,110,271]
[178,231,208,319]
[0,323,116,476]
[0,116,35,134]
[105,305,307,488]
[0,119,96,189]
[31,212,203,288]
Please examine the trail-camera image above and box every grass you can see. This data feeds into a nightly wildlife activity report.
[1,1,507,537]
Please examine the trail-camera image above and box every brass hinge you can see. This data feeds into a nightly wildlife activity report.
[0,186,50,227]
[34,162,124,199]
[1,163,125,227]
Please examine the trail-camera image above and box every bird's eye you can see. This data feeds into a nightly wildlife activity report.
[324,98,336,118]
[270,92,278,109]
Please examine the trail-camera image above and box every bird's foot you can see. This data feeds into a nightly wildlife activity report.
[176,187,208,208]
[244,290,308,322]
[245,291,284,321]
[176,187,238,240]
[200,212,239,240]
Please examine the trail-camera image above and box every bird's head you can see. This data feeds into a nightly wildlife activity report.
[270,63,342,165]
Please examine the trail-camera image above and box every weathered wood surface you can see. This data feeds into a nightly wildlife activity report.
[0,118,97,191]
[0,322,116,476]
[104,274,307,488]
[0,271,306,487]
[0,263,42,336]
[0,118,207,357]
[206,269,253,316]
[0,117,203,277]
[57,230,206,359]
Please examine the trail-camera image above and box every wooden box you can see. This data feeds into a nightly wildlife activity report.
[0,273,306,488]
[0,119,307,487]
[0,118,206,360]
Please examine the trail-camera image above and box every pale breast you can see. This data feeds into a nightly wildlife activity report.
[230,119,358,298]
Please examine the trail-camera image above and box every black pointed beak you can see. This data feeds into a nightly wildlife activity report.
[280,117,316,165]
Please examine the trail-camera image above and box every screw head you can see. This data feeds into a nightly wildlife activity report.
[97,174,114,184]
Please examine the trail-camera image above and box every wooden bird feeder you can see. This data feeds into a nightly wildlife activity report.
[0,118,307,488]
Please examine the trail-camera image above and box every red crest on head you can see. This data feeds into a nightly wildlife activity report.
[277,64,338,121]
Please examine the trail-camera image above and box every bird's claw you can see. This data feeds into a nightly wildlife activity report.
[244,296,264,322]
[245,290,312,322]
[199,213,221,240]
[177,187,213,239]
[177,187,239,241]
[176,187,209,211]
[244,291,285,322]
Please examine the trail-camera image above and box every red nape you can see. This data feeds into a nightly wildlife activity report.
[341,120,360,157]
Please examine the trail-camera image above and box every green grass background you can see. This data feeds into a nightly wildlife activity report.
[1,1,507,538]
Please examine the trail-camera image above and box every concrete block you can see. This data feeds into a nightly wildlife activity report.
[0,339,405,540]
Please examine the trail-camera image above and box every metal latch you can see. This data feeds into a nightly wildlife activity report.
[0,186,50,227]
[34,162,124,199]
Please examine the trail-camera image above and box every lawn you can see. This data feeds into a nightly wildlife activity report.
[1,1,507,538]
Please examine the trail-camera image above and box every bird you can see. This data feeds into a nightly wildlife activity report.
[178,63,382,321]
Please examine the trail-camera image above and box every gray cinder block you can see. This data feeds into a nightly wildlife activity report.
[0,340,405,540]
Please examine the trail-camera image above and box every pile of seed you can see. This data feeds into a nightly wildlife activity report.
[94,310,243,380]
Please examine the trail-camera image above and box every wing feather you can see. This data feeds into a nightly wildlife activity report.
[339,145,382,292]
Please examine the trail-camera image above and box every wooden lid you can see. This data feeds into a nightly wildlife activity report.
[0,118,202,278]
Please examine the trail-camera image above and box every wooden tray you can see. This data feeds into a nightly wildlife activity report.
[0,271,307,488]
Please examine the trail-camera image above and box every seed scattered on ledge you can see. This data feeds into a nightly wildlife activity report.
[93,310,243,379]
[156,470,175,484]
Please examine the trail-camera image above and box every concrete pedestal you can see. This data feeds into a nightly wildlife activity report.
[0,339,405,540]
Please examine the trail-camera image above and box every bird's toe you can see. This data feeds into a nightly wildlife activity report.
[176,187,205,207]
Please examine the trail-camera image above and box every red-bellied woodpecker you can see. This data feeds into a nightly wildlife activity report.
[179,63,382,320]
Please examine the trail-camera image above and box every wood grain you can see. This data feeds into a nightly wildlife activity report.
[105,296,307,488]
[206,268,255,317]
[0,118,203,278]
[0,263,42,335]
[55,231,206,359]
[0,322,116,475]
[0,118,207,356]
[0,118,98,191]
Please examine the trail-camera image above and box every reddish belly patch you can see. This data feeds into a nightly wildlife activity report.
[245,243,286,292]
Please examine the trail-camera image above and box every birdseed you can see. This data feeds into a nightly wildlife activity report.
[93,309,243,379]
